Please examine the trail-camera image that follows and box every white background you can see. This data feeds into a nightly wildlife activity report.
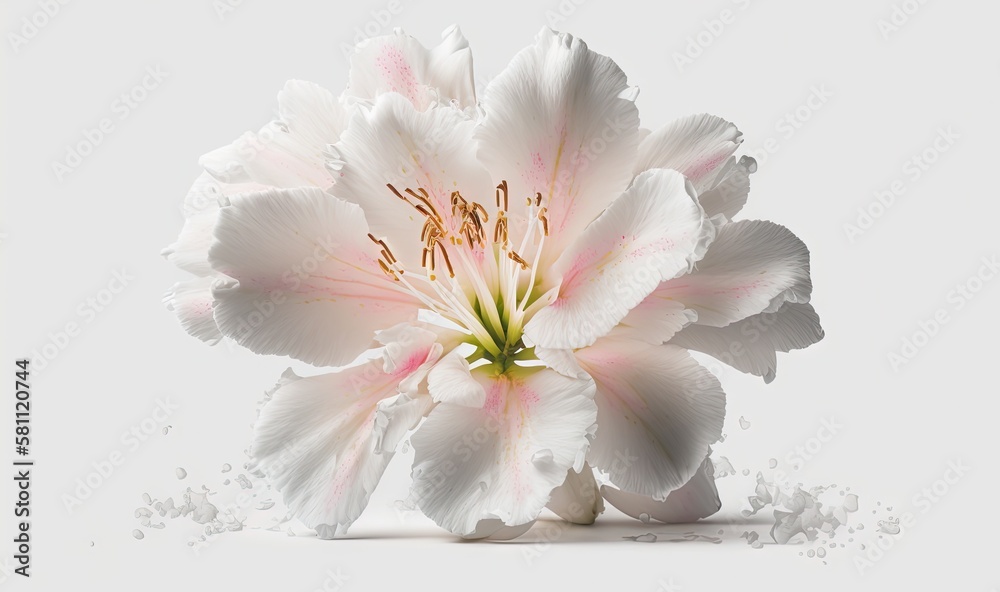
[2,0,998,589]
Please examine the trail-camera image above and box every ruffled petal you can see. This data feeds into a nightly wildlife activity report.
[546,462,604,524]
[634,113,742,194]
[575,338,725,500]
[200,80,347,188]
[475,28,641,264]
[601,455,720,523]
[409,366,597,536]
[162,277,223,345]
[623,219,812,343]
[346,25,476,110]
[670,302,824,383]
[523,168,714,350]
[208,187,421,366]
[427,351,486,407]
[250,325,443,535]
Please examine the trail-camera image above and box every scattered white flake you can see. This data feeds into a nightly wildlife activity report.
[132,530,144,540]
[739,416,751,430]
[175,467,187,480]
[221,463,232,473]
[712,456,737,478]
[639,512,651,524]
[624,533,657,543]
[768,458,778,469]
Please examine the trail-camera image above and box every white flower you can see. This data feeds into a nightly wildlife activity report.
[163,26,823,539]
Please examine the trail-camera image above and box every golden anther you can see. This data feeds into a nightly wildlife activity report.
[508,250,529,270]
[534,192,542,207]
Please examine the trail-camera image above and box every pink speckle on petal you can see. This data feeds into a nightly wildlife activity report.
[376,45,419,104]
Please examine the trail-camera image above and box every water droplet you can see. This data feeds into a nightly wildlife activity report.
[739,416,751,430]
[236,474,253,489]
[132,529,144,540]
[806,549,815,558]
[751,540,763,549]
[631,533,657,543]
[401,439,410,454]
[222,479,230,486]
[221,463,232,473]
[768,458,778,469]
[816,547,827,558]
[89,541,95,547]
[175,467,187,480]
[478,481,487,493]
[257,500,275,511]
[162,425,171,435]
[717,529,724,535]
[857,523,865,530]
[739,155,759,174]
[531,449,553,465]
[742,469,750,476]
[638,512,650,523]
[141,492,152,505]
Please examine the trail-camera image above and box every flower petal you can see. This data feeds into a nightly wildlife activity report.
[409,366,597,536]
[346,25,476,110]
[333,93,491,270]
[697,155,755,221]
[523,168,714,350]
[200,80,346,188]
[163,277,223,345]
[670,302,824,383]
[632,219,812,333]
[601,455,720,523]
[634,113,742,194]
[208,187,420,366]
[250,326,441,536]
[475,28,641,263]
[575,338,725,500]
[427,351,486,407]
[546,462,604,525]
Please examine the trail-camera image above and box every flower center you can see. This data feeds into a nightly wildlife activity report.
[369,180,551,366]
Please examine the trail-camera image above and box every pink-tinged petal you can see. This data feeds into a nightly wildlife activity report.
[575,338,725,500]
[163,277,223,345]
[200,80,347,188]
[671,302,824,383]
[208,187,421,367]
[333,93,491,271]
[409,366,597,537]
[647,220,813,329]
[475,28,641,266]
[635,113,742,194]
[250,326,442,536]
[614,297,698,345]
[602,455,721,523]
[346,25,477,110]
[523,169,714,350]
[546,462,604,525]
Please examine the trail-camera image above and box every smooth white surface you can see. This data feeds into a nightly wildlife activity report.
[2,0,998,589]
